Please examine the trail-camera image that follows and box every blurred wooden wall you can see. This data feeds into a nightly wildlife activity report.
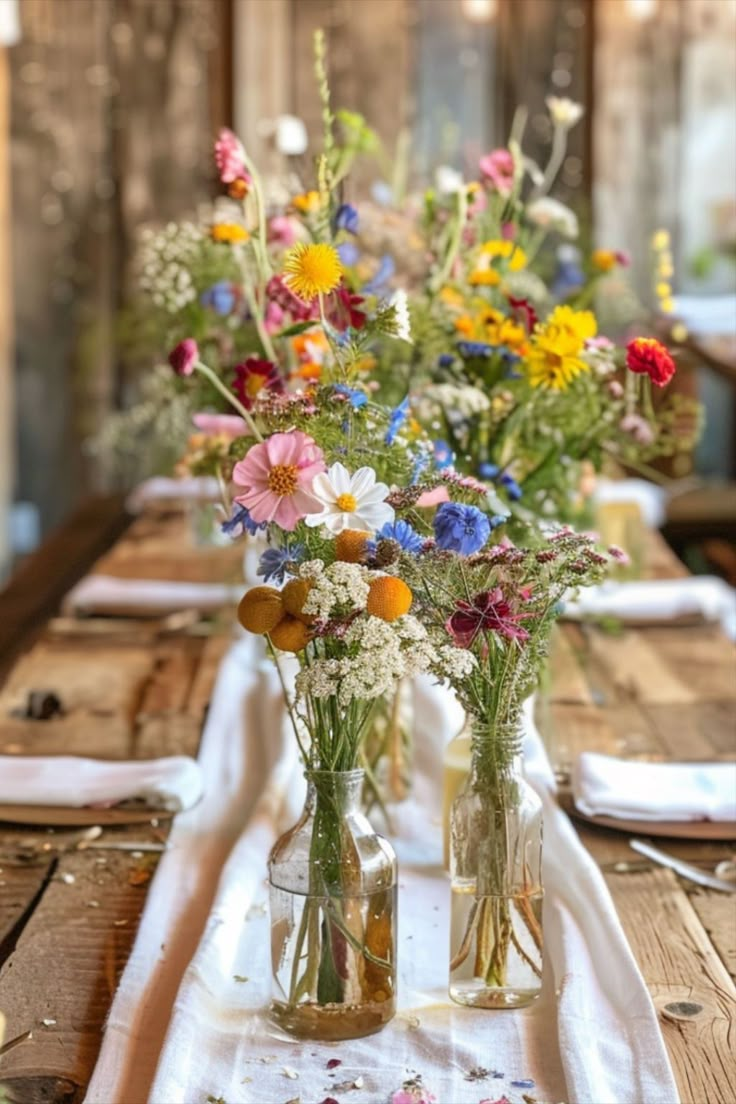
[11,0,231,532]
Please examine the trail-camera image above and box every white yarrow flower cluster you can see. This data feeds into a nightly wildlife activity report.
[299,560,371,621]
[138,221,203,312]
[294,612,476,708]
[424,383,491,416]
[389,289,412,344]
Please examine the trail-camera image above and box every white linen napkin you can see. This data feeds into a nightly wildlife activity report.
[86,642,678,1104]
[125,476,220,513]
[564,576,736,638]
[594,477,667,529]
[63,575,243,617]
[573,751,736,822]
[0,755,203,812]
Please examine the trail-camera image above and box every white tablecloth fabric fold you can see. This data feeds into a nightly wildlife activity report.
[64,575,243,617]
[573,752,736,822]
[564,575,736,638]
[126,476,220,513]
[86,638,678,1104]
[0,754,202,811]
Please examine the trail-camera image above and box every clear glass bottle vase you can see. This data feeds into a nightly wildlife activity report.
[449,740,543,1008]
[361,679,414,815]
[268,769,397,1040]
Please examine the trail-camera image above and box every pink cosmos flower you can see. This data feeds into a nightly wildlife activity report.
[391,1090,437,1104]
[268,215,300,248]
[214,127,248,185]
[192,413,250,437]
[232,431,325,531]
[479,148,515,195]
[169,338,198,377]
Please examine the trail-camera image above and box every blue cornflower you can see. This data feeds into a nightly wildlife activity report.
[478,462,500,480]
[334,203,359,235]
[371,180,394,207]
[385,395,410,445]
[438,353,455,368]
[337,241,360,267]
[457,340,493,359]
[374,519,425,555]
[221,504,265,538]
[433,502,491,555]
[500,473,523,500]
[433,439,454,469]
[362,254,395,297]
[411,452,430,483]
[333,383,367,408]
[257,543,304,585]
[201,280,236,316]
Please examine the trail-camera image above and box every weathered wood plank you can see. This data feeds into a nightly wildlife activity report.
[605,866,736,1104]
[0,496,129,683]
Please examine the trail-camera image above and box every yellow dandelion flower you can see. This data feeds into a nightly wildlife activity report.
[479,239,527,271]
[469,269,501,287]
[527,327,590,391]
[283,242,342,301]
[592,249,617,272]
[292,190,322,214]
[211,223,250,244]
[656,282,672,298]
[545,305,597,346]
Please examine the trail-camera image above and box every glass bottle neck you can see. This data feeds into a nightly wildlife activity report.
[305,769,365,815]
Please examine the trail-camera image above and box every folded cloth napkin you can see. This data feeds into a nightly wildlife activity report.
[564,576,736,638]
[593,477,667,529]
[573,751,736,822]
[126,476,220,513]
[0,755,203,811]
[63,575,242,617]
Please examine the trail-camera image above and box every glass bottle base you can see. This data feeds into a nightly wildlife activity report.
[270,996,395,1040]
[449,982,541,1009]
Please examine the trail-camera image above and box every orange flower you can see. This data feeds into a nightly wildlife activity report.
[335,530,370,563]
[211,223,249,244]
[366,577,413,622]
[238,587,284,634]
[281,579,314,624]
[269,616,311,652]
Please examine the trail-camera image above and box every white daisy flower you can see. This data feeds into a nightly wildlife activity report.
[545,96,584,130]
[305,462,394,534]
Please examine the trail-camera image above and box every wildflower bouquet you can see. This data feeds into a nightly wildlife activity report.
[386,515,612,1006]
[366,98,701,526]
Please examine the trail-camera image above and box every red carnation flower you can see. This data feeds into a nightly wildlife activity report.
[626,337,676,387]
[169,338,198,377]
[233,357,284,410]
[327,284,367,331]
[446,587,531,648]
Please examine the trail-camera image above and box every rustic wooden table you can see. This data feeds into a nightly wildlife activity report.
[0,506,733,1103]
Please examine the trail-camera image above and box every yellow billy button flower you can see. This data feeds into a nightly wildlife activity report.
[283,242,342,302]
[335,529,370,563]
[366,577,413,622]
[269,616,311,653]
[211,223,250,244]
[238,586,284,634]
[281,579,314,624]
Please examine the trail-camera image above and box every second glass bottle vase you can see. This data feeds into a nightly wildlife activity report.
[449,744,544,1009]
[268,769,397,1040]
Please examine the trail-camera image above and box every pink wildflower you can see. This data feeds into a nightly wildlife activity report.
[232,431,325,531]
[168,338,198,377]
[479,148,515,195]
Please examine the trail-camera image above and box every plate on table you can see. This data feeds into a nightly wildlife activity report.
[0,804,175,827]
[558,792,736,840]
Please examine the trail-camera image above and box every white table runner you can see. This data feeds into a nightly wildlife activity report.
[86,641,678,1104]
